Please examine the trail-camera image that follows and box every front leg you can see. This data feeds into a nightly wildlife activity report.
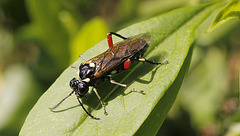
[93,87,108,115]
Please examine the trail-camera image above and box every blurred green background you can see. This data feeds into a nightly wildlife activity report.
[0,0,239,136]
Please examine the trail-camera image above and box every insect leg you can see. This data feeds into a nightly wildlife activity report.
[107,76,128,87]
[93,88,108,115]
[108,32,128,40]
[132,88,145,94]
[107,32,128,48]
[107,76,145,94]
[76,94,100,120]
[49,91,75,110]
[137,58,169,65]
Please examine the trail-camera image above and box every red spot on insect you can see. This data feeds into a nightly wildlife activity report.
[124,59,131,69]
[107,34,113,48]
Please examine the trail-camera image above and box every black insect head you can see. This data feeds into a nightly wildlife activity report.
[69,77,89,97]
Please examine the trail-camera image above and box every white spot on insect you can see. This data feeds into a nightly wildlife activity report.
[110,51,114,56]
[111,70,117,74]
[77,69,80,75]
[87,70,91,74]
[89,63,95,68]
[82,78,90,82]
[139,58,146,62]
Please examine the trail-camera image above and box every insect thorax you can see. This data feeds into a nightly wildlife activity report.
[79,62,96,79]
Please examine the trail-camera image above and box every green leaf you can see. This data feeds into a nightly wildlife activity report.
[180,46,228,127]
[20,3,219,136]
[0,65,40,135]
[208,0,240,32]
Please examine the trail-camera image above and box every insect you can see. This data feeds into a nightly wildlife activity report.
[50,32,168,119]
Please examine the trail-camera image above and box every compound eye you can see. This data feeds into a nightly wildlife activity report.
[78,82,89,95]
[69,78,79,90]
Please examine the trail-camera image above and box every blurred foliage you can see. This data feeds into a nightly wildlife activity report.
[208,0,240,31]
[0,0,239,136]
